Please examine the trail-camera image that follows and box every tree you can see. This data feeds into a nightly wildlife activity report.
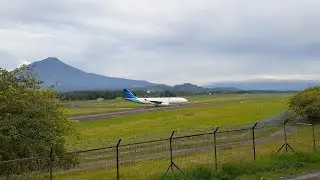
[289,86,320,124]
[0,65,75,162]
[161,90,177,97]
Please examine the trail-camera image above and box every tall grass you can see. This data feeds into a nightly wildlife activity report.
[155,150,320,180]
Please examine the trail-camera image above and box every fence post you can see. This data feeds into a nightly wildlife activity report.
[277,119,294,154]
[213,127,219,171]
[49,148,53,180]
[170,131,174,172]
[252,123,258,161]
[285,120,288,152]
[313,123,316,150]
[116,139,122,180]
[164,131,184,176]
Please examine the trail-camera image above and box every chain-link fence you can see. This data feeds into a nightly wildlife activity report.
[1,112,319,180]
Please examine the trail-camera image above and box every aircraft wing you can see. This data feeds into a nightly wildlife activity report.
[149,100,163,104]
[149,100,169,106]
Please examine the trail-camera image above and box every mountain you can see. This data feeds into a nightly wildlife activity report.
[137,83,208,93]
[136,84,172,92]
[172,83,207,93]
[27,57,154,91]
[204,79,320,91]
[26,57,317,92]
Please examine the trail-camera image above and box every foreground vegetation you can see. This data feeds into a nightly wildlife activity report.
[289,86,320,124]
[0,66,74,161]
[49,124,320,180]
[156,150,320,180]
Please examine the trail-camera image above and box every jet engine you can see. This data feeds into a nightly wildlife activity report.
[160,102,170,106]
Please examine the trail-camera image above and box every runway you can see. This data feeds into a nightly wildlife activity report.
[72,97,265,121]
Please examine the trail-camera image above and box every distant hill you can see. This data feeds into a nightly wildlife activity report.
[204,80,319,91]
[27,57,154,91]
[209,87,242,92]
[172,83,207,93]
[136,83,207,93]
[25,57,233,93]
[25,57,317,92]
[134,84,172,92]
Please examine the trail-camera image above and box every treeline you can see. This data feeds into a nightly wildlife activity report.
[57,90,196,100]
[58,91,122,100]
[57,89,298,100]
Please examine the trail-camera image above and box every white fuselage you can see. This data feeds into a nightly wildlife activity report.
[136,97,188,106]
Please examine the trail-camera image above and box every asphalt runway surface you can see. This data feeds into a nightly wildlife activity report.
[72,97,266,121]
[283,170,320,180]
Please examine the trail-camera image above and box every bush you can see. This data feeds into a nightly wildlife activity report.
[289,86,320,124]
[0,65,76,175]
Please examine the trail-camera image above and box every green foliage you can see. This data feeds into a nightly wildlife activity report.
[289,86,320,123]
[155,150,320,180]
[58,89,191,100]
[0,66,74,163]
[58,90,120,100]
[160,90,178,97]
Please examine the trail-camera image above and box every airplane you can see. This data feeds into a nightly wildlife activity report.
[123,89,188,107]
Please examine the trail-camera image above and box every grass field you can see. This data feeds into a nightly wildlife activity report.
[49,124,320,180]
[63,93,293,116]
[61,98,145,109]
[184,93,292,103]
[157,150,320,180]
[3,93,300,180]
[67,94,291,150]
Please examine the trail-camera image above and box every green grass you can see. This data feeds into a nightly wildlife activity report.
[61,93,294,117]
[62,94,294,114]
[68,126,281,164]
[47,124,320,180]
[64,96,243,116]
[238,165,320,180]
[185,93,292,103]
[1,93,305,180]
[155,150,320,180]
[184,94,251,103]
[68,96,290,150]
[61,98,145,108]
[62,94,248,116]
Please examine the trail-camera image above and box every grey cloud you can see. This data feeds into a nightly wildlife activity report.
[0,0,319,85]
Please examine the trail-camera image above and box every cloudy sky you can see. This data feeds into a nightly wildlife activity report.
[0,0,320,85]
